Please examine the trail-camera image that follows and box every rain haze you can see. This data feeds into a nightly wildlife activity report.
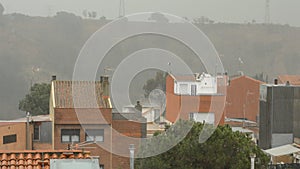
[1,0,300,168]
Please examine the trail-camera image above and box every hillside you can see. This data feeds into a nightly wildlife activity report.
[0,12,299,119]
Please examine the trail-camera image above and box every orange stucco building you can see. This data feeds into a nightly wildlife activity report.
[225,75,263,122]
[165,74,226,125]
[166,74,264,126]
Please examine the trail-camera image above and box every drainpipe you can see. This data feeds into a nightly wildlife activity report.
[26,112,31,150]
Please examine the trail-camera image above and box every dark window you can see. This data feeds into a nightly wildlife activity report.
[99,164,104,169]
[189,113,194,121]
[61,129,80,143]
[3,134,17,144]
[191,85,197,96]
[33,124,40,141]
[85,129,104,142]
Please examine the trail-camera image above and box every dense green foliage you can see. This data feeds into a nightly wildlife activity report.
[136,121,269,169]
[19,83,51,115]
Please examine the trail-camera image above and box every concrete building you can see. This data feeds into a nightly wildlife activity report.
[50,76,146,169]
[259,80,300,149]
[166,73,227,125]
[123,103,161,123]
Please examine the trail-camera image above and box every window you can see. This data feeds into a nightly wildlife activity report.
[3,134,17,144]
[191,85,197,96]
[100,164,104,169]
[61,129,80,143]
[33,124,40,141]
[189,113,194,121]
[85,129,104,142]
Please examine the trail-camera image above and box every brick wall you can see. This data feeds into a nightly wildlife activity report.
[32,142,52,150]
[54,108,112,125]
[53,110,143,169]
[0,123,31,150]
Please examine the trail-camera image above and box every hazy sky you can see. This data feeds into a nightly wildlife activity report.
[0,0,300,27]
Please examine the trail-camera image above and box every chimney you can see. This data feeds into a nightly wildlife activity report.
[101,76,111,108]
[274,79,278,85]
[52,75,56,81]
[101,76,109,97]
[286,81,290,86]
[135,101,142,115]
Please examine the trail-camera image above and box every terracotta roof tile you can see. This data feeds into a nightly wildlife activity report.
[278,75,300,85]
[53,81,106,108]
[230,75,264,84]
[0,150,91,169]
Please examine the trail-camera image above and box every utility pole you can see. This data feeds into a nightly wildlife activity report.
[119,0,125,17]
[129,144,135,169]
[265,0,270,24]
[250,153,256,169]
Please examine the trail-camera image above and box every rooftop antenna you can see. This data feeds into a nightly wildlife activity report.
[167,62,171,74]
[265,0,270,24]
[238,57,244,76]
[119,0,125,17]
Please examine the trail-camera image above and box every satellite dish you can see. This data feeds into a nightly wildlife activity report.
[148,89,166,122]
[149,89,166,108]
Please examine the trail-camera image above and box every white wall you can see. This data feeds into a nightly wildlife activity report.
[189,112,215,124]
[174,74,217,95]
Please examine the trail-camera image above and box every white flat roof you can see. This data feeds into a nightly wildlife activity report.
[231,127,253,133]
[264,144,300,156]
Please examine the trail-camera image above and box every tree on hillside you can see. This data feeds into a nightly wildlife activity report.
[19,83,51,115]
[143,71,167,97]
[136,121,269,169]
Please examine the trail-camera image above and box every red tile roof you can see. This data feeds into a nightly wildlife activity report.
[52,81,106,108]
[0,115,51,123]
[278,75,300,85]
[230,75,264,84]
[0,150,91,169]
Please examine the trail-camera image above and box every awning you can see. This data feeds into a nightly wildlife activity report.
[264,144,300,156]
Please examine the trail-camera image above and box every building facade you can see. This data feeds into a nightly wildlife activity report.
[166,73,227,125]
[259,82,300,149]
[50,76,146,169]
[0,115,52,151]
[225,75,263,122]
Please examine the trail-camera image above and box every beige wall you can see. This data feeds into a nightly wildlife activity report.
[0,123,30,150]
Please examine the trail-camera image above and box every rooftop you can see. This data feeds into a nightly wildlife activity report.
[0,115,51,126]
[230,75,264,84]
[0,150,92,169]
[52,80,109,109]
[278,75,300,85]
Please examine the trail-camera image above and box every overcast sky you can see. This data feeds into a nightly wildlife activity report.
[0,0,299,27]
